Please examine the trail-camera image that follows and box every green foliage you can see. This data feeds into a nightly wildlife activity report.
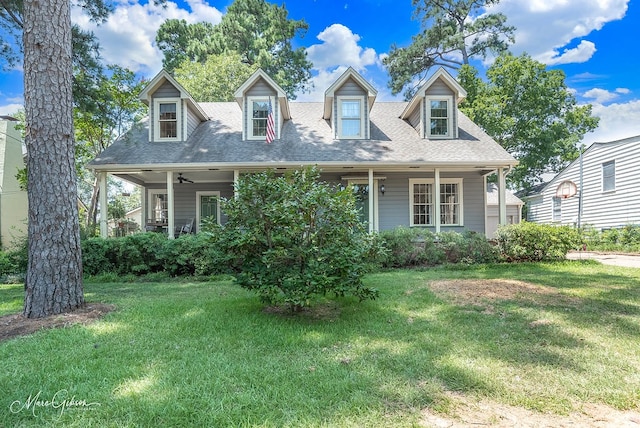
[156,0,312,99]
[384,0,514,99]
[81,232,231,277]
[458,56,600,190]
[495,221,582,262]
[582,224,640,253]
[174,53,257,102]
[219,167,380,310]
[378,227,498,267]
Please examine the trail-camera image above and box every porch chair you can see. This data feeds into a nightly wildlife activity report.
[179,218,195,235]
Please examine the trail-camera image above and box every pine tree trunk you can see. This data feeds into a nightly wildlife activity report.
[22,0,84,318]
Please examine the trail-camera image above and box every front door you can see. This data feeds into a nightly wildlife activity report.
[348,179,378,231]
[196,191,220,231]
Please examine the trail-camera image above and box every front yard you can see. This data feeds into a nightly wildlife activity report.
[1,261,639,427]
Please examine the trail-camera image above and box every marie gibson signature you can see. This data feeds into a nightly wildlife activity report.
[10,389,100,418]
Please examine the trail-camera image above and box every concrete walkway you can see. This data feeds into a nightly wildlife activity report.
[566,251,640,268]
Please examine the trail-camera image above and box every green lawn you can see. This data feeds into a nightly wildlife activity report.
[1,261,639,427]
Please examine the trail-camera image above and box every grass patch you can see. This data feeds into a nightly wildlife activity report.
[1,261,639,426]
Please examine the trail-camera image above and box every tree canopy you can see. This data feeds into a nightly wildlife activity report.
[457,54,599,190]
[174,52,257,102]
[156,0,312,99]
[384,0,514,99]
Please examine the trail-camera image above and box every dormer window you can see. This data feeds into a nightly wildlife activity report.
[338,96,365,139]
[249,97,270,140]
[154,98,182,141]
[427,96,453,138]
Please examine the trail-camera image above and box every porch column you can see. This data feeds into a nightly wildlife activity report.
[368,168,374,233]
[99,172,108,238]
[434,168,441,233]
[233,169,240,198]
[498,167,507,225]
[166,171,175,239]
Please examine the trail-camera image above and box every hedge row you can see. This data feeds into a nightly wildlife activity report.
[0,222,585,279]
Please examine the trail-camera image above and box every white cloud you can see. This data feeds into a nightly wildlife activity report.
[583,88,619,104]
[540,40,596,65]
[306,24,379,71]
[72,0,223,75]
[487,0,628,65]
[583,100,640,145]
[616,88,630,94]
[299,24,386,101]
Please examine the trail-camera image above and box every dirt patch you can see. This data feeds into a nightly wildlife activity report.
[262,302,341,321]
[0,303,116,343]
[421,392,640,427]
[428,278,578,312]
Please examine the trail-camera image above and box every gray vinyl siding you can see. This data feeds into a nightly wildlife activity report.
[406,104,421,134]
[334,78,369,139]
[186,106,200,139]
[154,81,180,98]
[528,137,640,229]
[321,171,486,233]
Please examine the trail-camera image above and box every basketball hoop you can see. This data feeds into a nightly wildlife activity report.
[556,180,577,199]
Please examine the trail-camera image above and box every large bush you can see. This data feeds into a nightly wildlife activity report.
[495,221,582,262]
[219,167,380,310]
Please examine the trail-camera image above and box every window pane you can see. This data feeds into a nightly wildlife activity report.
[412,183,432,225]
[430,100,449,136]
[440,183,459,224]
[159,103,176,120]
[341,100,360,118]
[552,196,562,221]
[342,118,361,137]
[602,160,615,191]
[152,194,168,221]
[160,121,177,138]
[253,119,267,136]
[252,101,268,119]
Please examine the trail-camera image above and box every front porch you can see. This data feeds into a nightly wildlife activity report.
[96,165,511,239]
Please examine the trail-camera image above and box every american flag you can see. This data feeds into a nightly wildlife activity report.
[266,98,275,144]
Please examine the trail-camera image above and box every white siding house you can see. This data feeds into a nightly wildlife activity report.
[524,135,640,230]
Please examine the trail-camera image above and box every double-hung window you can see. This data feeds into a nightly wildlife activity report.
[154,98,181,141]
[426,96,453,138]
[249,97,269,139]
[602,160,615,192]
[338,96,364,139]
[552,196,562,221]
[148,191,168,223]
[409,178,463,226]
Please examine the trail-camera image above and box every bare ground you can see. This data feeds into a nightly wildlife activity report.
[0,303,116,343]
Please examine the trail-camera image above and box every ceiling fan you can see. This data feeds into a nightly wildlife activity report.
[177,173,194,184]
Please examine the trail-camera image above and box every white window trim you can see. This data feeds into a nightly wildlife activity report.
[409,178,464,226]
[153,98,182,142]
[425,96,453,139]
[602,160,616,193]
[196,191,221,230]
[337,96,365,139]
[247,96,273,141]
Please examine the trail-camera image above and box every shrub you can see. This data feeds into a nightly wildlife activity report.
[161,233,230,277]
[219,167,380,310]
[495,221,582,262]
[378,227,433,267]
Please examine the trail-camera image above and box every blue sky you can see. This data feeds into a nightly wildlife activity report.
[0,0,637,146]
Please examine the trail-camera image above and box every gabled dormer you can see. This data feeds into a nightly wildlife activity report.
[139,70,208,143]
[234,69,290,142]
[323,67,377,140]
[400,67,467,140]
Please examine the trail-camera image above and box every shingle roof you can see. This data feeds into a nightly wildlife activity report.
[90,101,516,169]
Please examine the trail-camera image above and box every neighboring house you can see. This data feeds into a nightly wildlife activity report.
[485,183,523,238]
[89,67,517,238]
[0,117,28,249]
[523,135,640,230]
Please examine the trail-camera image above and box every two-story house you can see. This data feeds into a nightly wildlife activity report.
[89,67,517,238]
